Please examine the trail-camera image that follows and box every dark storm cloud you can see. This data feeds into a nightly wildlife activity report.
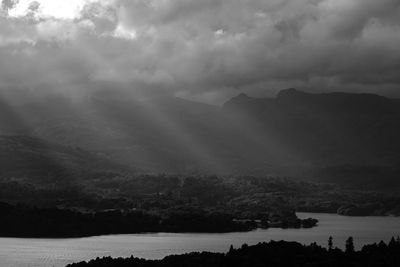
[0,0,400,103]
[1,0,18,12]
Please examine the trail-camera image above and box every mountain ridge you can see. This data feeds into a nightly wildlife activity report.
[1,88,400,186]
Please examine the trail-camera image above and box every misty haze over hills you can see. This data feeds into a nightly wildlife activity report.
[1,88,400,188]
[1,0,400,190]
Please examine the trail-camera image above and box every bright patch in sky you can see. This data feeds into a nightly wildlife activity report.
[8,0,100,19]
[114,24,137,40]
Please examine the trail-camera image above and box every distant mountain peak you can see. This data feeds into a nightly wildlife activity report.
[223,93,253,107]
[279,88,299,94]
[276,88,307,99]
[237,92,249,97]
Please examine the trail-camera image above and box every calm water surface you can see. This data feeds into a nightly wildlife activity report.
[1,212,400,267]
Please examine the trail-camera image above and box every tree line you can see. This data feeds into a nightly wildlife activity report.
[67,237,400,267]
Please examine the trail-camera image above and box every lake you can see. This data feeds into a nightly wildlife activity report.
[1,212,400,267]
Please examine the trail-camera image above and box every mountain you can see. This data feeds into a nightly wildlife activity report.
[224,88,400,162]
[1,88,400,187]
[0,135,121,185]
[0,90,237,174]
[223,89,400,186]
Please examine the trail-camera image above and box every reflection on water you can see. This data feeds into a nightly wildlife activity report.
[1,213,400,267]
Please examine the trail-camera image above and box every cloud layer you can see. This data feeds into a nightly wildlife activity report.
[1,0,400,104]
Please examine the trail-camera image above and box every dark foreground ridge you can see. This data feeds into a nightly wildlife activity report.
[67,237,400,267]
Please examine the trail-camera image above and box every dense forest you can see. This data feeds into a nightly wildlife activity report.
[0,200,318,238]
[1,137,400,238]
[67,237,400,267]
[0,201,249,237]
[2,174,399,218]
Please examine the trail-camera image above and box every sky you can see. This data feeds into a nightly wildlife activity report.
[1,0,400,104]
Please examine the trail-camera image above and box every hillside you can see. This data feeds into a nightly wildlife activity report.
[0,135,121,184]
[223,89,400,185]
[1,88,400,187]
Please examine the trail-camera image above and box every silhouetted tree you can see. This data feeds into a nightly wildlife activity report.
[346,237,355,253]
[328,236,333,251]
[228,245,234,254]
[389,237,396,248]
[378,240,387,250]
